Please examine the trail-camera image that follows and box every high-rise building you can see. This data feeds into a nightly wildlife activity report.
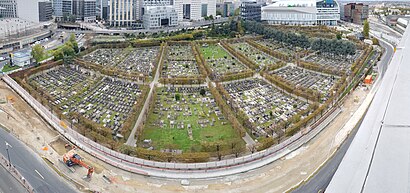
[96,0,108,20]
[15,0,53,23]
[53,0,96,22]
[173,0,216,21]
[109,0,138,26]
[39,1,53,21]
[344,3,368,24]
[240,0,262,21]
[143,5,178,28]
[0,0,17,18]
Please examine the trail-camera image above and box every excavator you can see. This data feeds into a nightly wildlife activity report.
[63,148,94,179]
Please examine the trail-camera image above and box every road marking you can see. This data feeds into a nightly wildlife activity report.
[35,169,44,180]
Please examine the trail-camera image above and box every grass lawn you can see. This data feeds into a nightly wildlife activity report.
[200,44,229,59]
[140,87,243,152]
[1,63,20,72]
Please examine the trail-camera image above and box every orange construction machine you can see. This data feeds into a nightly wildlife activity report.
[63,149,94,179]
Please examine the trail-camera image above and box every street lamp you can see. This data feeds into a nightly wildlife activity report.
[5,141,12,167]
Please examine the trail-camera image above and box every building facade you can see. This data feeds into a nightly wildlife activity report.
[109,0,138,26]
[53,0,96,22]
[142,5,178,28]
[240,0,262,21]
[39,1,53,22]
[15,0,53,23]
[0,0,17,18]
[173,0,216,21]
[261,0,340,26]
[343,3,368,24]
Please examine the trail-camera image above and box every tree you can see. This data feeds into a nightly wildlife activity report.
[363,20,370,38]
[31,44,45,62]
[175,93,181,101]
[69,34,79,53]
[372,37,379,45]
[200,88,206,96]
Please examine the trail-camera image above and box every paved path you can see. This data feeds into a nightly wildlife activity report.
[0,127,78,193]
[126,45,165,146]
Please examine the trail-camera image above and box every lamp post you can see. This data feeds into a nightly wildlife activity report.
[5,141,12,167]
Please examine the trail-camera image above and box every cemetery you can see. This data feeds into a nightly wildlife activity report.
[29,65,145,138]
[81,46,160,77]
[222,78,310,137]
[10,22,378,162]
[229,41,280,69]
[199,43,250,78]
[269,64,338,101]
[302,50,364,72]
[161,44,201,78]
[140,86,243,153]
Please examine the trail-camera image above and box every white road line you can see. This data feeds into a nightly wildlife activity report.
[35,169,44,180]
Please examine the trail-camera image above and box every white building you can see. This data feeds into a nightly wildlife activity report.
[262,0,340,26]
[143,5,178,28]
[109,0,138,26]
[12,51,31,67]
[173,0,216,21]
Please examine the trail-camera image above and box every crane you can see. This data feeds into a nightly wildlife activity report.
[63,149,94,179]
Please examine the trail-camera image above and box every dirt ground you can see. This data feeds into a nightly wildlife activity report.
[0,80,369,193]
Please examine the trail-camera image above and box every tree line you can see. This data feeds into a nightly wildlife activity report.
[243,20,357,56]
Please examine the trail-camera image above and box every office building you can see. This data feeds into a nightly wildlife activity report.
[240,0,262,21]
[39,1,53,21]
[0,0,17,18]
[53,0,96,22]
[344,3,368,24]
[143,5,178,28]
[173,0,216,21]
[261,0,340,26]
[16,0,53,23]
[109,0,138,26]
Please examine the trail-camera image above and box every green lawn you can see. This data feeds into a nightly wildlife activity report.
[200,44,229,59]
[140,87,243,152]
[1,63,20,72]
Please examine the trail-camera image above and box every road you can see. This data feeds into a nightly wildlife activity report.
[0,163,28,193]
[0,127,78,193]
[292,117,363,193]
[291,28,396,193]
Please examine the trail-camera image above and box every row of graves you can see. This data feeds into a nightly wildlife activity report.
[222,78,309,137]
[29,65,98,107]
[269,64,339,102]
[199,43,250,80]
[29,65,144,137]
[81,47,160,77]
[230,41,280,69]
[161,44,201,78]
[302,49,364,73]
[140,86,240,152]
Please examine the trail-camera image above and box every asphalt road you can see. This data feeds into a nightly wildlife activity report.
[0,163,28,193]
[0,128,78,193]
[291,32,395,193]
